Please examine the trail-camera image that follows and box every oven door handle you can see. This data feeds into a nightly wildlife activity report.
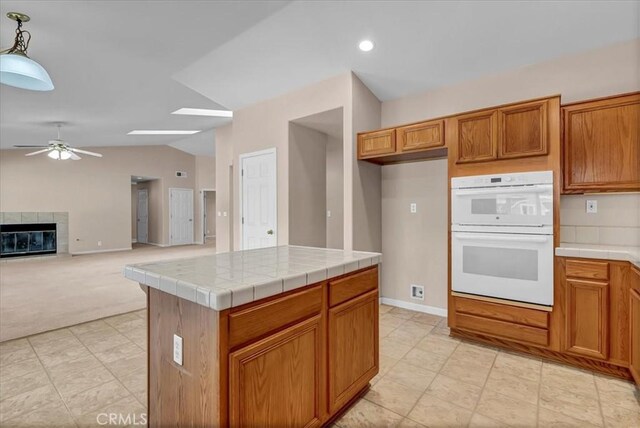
[454,185,551,196]
[454,233,550,243]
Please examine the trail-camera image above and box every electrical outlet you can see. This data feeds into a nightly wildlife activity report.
[223,211,228,217]
[327,210,331,218]
[411,284,424,300]
[410,203,417,214]
[586,200,598,214]
[173,334,183,366]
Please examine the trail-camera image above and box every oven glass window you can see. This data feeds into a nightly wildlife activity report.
[463,246,538,281]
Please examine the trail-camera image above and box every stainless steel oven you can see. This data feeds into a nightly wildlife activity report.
[451,171,554,306]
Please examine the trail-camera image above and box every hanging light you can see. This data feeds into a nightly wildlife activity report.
[0,12,54,91]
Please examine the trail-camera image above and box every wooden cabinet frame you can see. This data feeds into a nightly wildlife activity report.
[565,278,609,360]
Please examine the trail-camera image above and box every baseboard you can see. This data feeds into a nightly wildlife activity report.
[380,297,448,317]
[72,247,132,255]
[146,242,170,248]
[131,239,137,244]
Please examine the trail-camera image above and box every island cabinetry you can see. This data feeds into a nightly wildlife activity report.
[146,264,379,428]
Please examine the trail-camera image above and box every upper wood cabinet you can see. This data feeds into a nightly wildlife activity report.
[397,119,444,152]
[454,98,551,164]
[562,92,640,193]
[456,110,498,163]
[499,99,548,159]
[357,129,396,159]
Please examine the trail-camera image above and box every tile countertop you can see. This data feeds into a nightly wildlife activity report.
[555,243,640,268]
[123,245,381,311]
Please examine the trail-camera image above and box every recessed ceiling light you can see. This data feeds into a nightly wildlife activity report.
[171,108,233,118]
[358,40,374,52]
[127,130,201,135]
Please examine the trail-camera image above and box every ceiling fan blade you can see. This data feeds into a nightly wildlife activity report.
[14,145,49,148]
[70,148,103,157]
[25,148,51,156]
[69,152,81,160]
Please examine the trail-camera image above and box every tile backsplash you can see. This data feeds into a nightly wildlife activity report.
[560,193,640,246]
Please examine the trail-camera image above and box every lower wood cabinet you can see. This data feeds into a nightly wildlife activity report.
[630,266,640,385]
[328,289,378,413]
[565,278,609,360]
[229,315,324,428]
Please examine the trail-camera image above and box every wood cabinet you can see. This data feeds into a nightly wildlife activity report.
[565,278,609,360]
[357,129,396,159]
[328,289,378,413]
[229,315,323,428]
[454,98,550,164]
[455,110,498,163]
[630,266,640,385]
[397,119,444,152]
[562,92,640,193]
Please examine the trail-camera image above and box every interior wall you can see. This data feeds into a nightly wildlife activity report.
[215,124,233,253]
[379,39,640,311]
[326,135,344,249]
[131,184,138,241]
[0,145,196,253]
[289,123,327,247]
[351,74,382,252]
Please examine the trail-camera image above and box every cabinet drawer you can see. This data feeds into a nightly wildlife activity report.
[229,285,322,349]
[454,297,548,329]
[329,267,378,307]
[566,259,609,280]
[456,313,549,347]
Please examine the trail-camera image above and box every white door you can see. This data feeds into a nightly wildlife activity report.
[170,188,194,246]
[137,189,148,244]
[241,149,277,250]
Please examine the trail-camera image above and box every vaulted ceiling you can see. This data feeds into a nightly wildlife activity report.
[1,1,638,156]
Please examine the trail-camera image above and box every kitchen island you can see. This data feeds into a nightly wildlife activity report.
[124,245,382,427]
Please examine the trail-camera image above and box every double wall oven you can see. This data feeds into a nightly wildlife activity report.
[451,171,554,306]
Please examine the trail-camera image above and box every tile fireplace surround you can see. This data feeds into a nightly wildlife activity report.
[0,212,69,255]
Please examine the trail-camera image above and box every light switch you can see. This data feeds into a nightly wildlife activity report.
[217,211,222,217]
[410,203,417,214]
[173,334,183,366]
[586,200,597,214]
[327,210,331,218]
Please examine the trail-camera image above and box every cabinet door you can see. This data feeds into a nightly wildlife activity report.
[563,93,640,192]
[328,289,378,413]
[397,120,444,152]
[498,99,548,159]
[229,315,323,428]
[455,110,498,163]
[565,279,609,360]
[358,129,396,159]
[630,270,640,385]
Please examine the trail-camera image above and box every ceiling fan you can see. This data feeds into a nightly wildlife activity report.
[13,124,103,160]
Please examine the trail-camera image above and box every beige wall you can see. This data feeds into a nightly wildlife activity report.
[289,123,327,247]
[326,135,344,249]
[0,145,197,253]
[215,124,233,253]
[560,194,640,246]
[351,75,382,252]
[380,39,640,311]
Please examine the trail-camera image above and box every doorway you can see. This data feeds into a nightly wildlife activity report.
[239,148,277,250]
[201,189,216,245]
[137,188,148,244]
[169,188,194,246]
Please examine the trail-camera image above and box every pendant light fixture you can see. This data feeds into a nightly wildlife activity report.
[0,12,54,91]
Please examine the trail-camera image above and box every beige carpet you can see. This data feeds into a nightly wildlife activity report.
[0,242,215,342]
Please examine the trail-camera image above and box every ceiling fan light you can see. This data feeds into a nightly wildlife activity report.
[0,53,54,91]
[59,150,71,160]
[47,150,60,160]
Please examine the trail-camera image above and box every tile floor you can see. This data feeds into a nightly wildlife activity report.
[1,305,638,427]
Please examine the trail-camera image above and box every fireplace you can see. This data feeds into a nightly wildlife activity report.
[0,223,57,258]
